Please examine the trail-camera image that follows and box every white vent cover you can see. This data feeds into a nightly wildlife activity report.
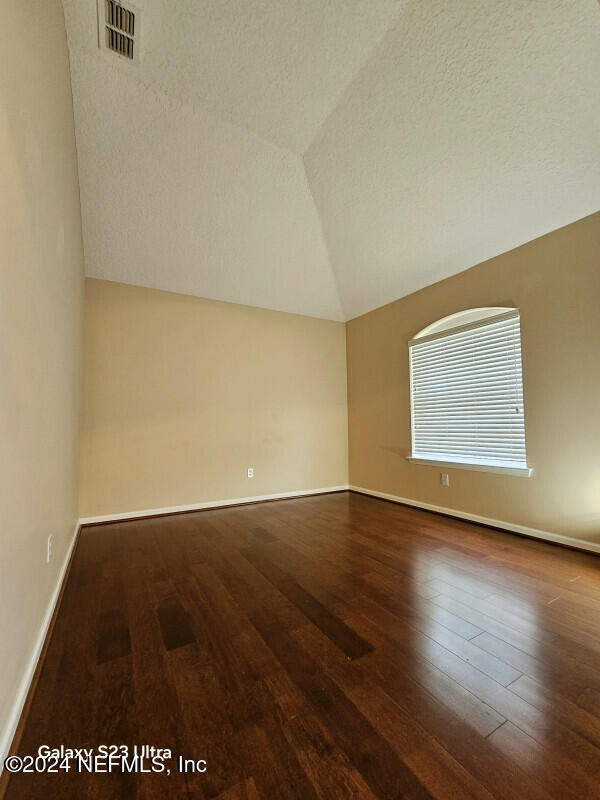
[97,0,141,63]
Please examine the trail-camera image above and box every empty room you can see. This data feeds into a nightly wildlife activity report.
[2,1,600,798]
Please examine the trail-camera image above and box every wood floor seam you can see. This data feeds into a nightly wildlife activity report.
[5,491,600,800]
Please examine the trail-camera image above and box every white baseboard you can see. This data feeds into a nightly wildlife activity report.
[79,485,351,526]
[0,521,80,772]
[5,482,592,775]
[350,485,600,555]
[2,484,347,768]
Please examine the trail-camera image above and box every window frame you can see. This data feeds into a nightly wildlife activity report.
[407,308,532,478]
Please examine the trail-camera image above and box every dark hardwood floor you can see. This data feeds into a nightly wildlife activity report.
[5,491,600,799]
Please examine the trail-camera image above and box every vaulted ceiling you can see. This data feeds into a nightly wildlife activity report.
[63,0,600,321]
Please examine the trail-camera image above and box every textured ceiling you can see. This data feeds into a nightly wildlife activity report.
[63,0,600,321]
[305,0,600,319]
[62,0,403,153]
[64,44,344,320]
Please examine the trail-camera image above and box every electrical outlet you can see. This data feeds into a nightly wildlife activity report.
[440,473,450,487]
[47,535,53,563]
[247,467,254,478]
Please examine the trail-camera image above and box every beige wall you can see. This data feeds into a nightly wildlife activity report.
[80,279,348,517]
[347,212,600,544]
[0,0,84,757]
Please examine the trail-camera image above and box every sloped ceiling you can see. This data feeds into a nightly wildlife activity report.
[63,0,600,321]
[306,0,600,319]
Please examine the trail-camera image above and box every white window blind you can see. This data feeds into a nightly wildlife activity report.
[409,310,529,472]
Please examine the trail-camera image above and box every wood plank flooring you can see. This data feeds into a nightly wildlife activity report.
[4,491,600,799]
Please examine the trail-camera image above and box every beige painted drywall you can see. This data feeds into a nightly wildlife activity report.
[347,212,600,544]
[80,279,348,517]
[0,0,84,757]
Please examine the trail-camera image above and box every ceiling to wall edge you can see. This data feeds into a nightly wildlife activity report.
[65,41,349,321]
[64,3,600,325]
[62,1,405,323]
[83,206,599,326]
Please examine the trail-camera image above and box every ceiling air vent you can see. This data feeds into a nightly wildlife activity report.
[98,0,141,63]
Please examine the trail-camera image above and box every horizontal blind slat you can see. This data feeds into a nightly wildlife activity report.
[411,325,521,357]
[410,311,528,469]
[413,364,525,384]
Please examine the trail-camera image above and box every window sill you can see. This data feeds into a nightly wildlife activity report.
[406,456,532,477]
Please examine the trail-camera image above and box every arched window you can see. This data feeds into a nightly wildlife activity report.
[408,308,531,476]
